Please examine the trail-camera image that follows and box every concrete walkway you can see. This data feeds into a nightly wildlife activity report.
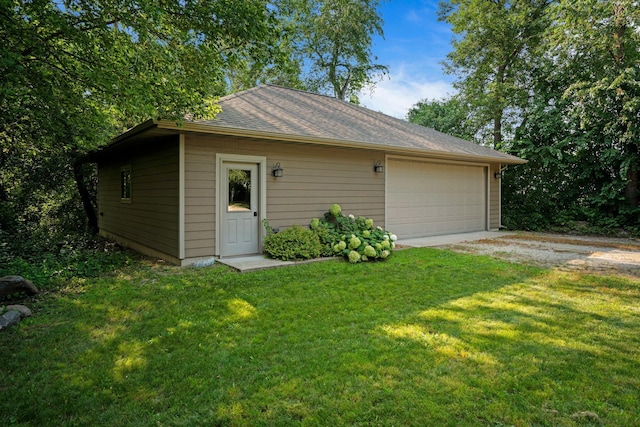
[216,231,514,273]
[216,255,337,273]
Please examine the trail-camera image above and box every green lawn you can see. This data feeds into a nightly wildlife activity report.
[2,248,639,426]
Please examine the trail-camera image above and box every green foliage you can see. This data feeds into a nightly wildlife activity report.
[313,204,396,263]
[263,225,322,261]
[407,96,475,140]
[438,0,550,147]
[308,219,335,257]
[440,0,640,234]
[499,0,640,235]
[276,0,388,101]
[265,204,396,263]
[0,235,133,293]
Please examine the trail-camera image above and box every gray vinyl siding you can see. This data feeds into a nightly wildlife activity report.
[184,133,385,259]
[97,137,179,258]
[183,138,216,259]
[489,163,501,229]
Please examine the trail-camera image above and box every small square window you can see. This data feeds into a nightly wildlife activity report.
[120,166,131,202]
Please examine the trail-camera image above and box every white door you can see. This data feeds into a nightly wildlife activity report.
[387,159,487,239]
[221,162,259,256]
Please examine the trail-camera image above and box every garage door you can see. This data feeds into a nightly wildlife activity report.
[387,159,487,238]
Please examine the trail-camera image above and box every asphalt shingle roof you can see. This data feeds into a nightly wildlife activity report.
[196,85,523,163]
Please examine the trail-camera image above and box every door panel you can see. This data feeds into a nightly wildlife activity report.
[387,159,486,238]
[221,162,259,256]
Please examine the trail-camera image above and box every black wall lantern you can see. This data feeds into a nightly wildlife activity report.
[494,170,504,179]
[272,162,284,178]
[374,160,384,173]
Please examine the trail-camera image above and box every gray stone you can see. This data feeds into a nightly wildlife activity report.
[0,310,21,330]
[6,305,32,318]
[0,276,39,298]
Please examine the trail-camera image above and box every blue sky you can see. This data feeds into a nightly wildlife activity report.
[358,0,456,118]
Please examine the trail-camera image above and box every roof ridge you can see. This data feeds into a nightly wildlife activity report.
[217,85,265,103]
[264,84,424,128]
[263,84,341,102]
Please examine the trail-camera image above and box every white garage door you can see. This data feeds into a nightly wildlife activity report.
[387,159,487,239]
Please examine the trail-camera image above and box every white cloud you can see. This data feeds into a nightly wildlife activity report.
[405,9,423,23]
[359,66,455,119]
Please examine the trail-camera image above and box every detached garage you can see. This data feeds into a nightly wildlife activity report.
[87,85,524,265]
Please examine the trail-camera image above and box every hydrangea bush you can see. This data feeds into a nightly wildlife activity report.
[310,204,397,263]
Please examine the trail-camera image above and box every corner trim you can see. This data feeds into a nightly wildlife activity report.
[179,134,186,260]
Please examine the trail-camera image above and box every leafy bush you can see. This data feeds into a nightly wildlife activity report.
[310,204,396,263]
[262,204,397,263]
[0,234,134,293]
[263,225,322,261]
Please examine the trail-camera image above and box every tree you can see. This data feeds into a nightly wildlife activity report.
[277,0,388,101]
[223,22,305,94]
[501,0,640,230]
[0,0,280,246]
[436,0,640,232]
[546,0,640,209]
[438,0,551,148]
[406,96,475,140]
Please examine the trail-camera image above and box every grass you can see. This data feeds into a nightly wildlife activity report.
[1,248,639,426]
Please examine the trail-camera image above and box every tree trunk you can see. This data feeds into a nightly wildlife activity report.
[72,159,99,234]
[625,160,639,208]
[493,64,506,150]
[493,113,503,150]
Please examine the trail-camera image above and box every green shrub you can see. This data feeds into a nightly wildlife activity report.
[263,225,322,261]
[262,204,398,263]
[310,204,397,263]
[0,234,134,292]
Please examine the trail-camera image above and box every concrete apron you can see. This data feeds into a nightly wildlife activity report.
[398,230,516,248]
[216,231,515,273]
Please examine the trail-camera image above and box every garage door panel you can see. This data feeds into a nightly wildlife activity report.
[387,159,486,239]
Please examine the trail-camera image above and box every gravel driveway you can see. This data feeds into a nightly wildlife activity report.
[445,232,640,278]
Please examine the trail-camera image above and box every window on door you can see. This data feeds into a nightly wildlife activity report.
[120,165,131,203]
[228,169,251,211]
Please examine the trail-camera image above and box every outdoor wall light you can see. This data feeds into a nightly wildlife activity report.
[494,170,504,179]
[272,162,284,178]
[374,160,384,173]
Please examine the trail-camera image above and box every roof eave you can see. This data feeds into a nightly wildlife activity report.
[83,119,159,162]
[155,120,527,165]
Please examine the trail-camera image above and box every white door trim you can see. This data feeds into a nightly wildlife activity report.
[215,154,267,257]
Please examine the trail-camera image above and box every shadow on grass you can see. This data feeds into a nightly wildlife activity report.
[1,248,639,426]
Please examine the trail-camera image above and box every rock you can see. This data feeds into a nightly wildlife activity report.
[6,305,32,318]
[0,276,39,298]
[0,310,21,330]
